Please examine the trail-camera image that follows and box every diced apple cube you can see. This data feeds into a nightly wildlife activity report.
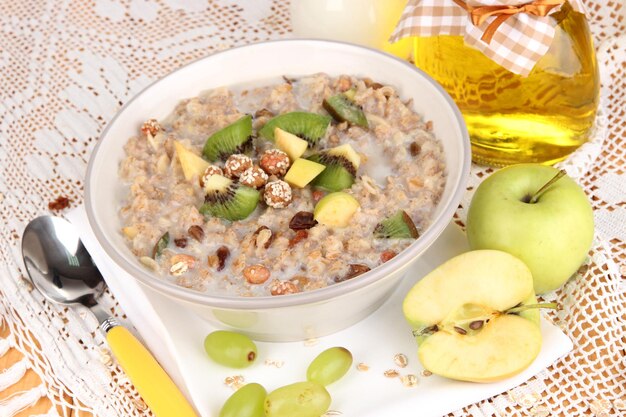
[174,141,210,181]
[284,158,326,188]
[275,127,309,161]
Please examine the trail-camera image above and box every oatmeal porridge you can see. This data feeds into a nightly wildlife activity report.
[119,73,446,296]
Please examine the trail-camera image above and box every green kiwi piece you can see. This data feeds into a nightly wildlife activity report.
[258,112,331,146]
[152,232,169,259]
[203,115,253,161]
[373,210,419,239]
[308,153,355,192]
[323,93,368,128]
[199,174,260,221]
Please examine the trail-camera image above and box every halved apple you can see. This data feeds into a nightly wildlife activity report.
[403,250,543,383]
[174,141,210,181]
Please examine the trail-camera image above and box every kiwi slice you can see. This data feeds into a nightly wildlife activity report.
[308,153,356,192]
[199,174,260,221]
[323,93,369,128]
[203,115,253,161]
[258,112,331,146]
[373,210,419,239]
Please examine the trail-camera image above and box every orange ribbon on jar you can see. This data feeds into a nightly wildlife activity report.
[453,0,565,43]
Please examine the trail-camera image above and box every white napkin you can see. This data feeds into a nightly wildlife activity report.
[67,205,573,417]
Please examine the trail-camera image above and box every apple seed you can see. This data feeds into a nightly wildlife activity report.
[469,320,484,330]
[454,326,467,335]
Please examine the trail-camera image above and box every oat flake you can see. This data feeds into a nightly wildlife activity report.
[322,411,343,416]
[518,393,541,407]
[529,405,550,417]
[613,399,626,410]
[590,399,613,416]
[393,353,409,368]
[384,369,400,378]
[303,338,319,347]
[356,362,370,372]
[264,359,284,368]
[400,374,418,387]
[132,398,148,411]
[420,369,432,377]
[224,375,245,389]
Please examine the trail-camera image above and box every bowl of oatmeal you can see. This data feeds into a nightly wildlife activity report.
[85,40,470,341]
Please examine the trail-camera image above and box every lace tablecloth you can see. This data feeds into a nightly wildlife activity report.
[0,1,624,416]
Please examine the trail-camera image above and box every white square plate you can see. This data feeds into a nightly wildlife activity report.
[69,207,572,417]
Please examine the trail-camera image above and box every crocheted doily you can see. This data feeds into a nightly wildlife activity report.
[0,1,623,416]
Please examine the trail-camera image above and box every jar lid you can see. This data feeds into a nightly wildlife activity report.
[391,0,586,75]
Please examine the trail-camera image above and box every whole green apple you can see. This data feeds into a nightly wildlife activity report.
[466,164,594,294]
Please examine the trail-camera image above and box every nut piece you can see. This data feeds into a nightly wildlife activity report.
[288,230,308,248]
[264,180,293,209]
[243,264,270,284]
[380,250,396,263]
[253,226,274,249]
[240,165,269,189]
[141,119,161,136]
[224,154,253,178]
[289,211,318,230]
[216,246,230,271]
[170,253,196,275]
[269,279,300,296]
[188,225,205,242]
[259,149,290,176]
[200,165,224,187]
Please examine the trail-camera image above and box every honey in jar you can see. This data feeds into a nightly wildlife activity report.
[413,1,599,166]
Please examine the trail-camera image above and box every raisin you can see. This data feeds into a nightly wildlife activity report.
[216,246,230,272]
[289,211,318,231]
[174,238,188,248]
[409,142,420,156]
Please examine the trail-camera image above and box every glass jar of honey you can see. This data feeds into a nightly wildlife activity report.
[413,1,599,166]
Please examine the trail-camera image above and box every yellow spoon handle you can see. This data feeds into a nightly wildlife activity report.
[106,326,199,417]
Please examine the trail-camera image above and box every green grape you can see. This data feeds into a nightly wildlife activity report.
[265,381,331,417]
[306,346,353,386]
[203,330,257,368]
[219,383,266,417]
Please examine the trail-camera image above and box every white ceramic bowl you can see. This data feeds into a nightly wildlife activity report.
[86,40,470,341]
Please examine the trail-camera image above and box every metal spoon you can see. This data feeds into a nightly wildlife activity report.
[22,215,198,417]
